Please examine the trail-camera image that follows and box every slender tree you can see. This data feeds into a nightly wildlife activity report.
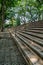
[0,0,21,31]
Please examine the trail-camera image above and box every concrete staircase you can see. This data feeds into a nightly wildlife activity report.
[11,28,43,65]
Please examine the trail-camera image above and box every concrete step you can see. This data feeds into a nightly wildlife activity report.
[21,31,43,39]
[11,33,43,65]
[26,30,43,34]
[17,32,43,47]
[29,28,43,30]
[16,33,43,59]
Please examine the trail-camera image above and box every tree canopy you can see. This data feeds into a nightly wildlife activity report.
[0,0,43,31]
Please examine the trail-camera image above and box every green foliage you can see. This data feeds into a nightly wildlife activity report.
[0,0,21,31]
[0,0,43,30]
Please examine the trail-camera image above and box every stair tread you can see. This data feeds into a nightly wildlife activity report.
[22,31,43,39]
[16,33,43,59]
[26,30,43,34]
[30,28,43,30]
[17,32,43,46]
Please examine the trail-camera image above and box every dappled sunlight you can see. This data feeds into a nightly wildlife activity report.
[30,56,38,63]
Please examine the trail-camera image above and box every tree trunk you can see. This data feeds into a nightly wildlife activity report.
[1,1,5,32]
[38,13,41,21]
